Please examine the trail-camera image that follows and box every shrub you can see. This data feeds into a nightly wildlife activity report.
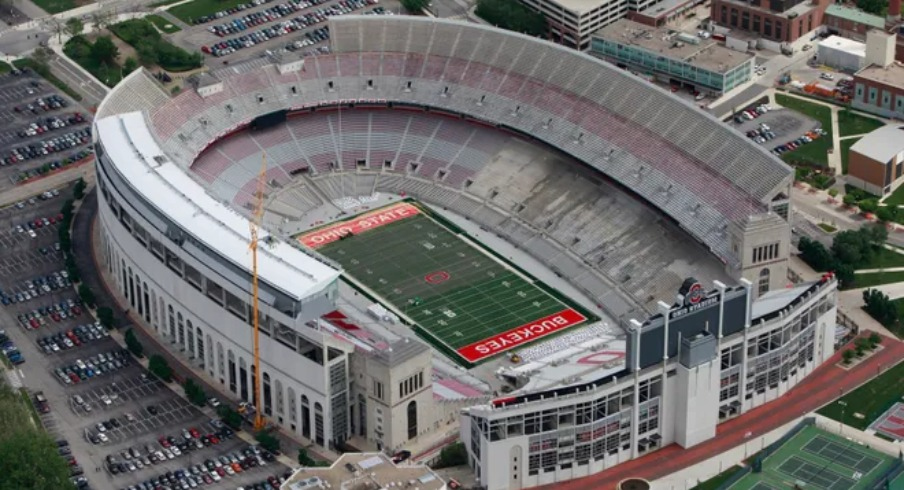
[124,328,144,357]
[77,284,95,307]
[97,306,114,329]
[255,431,280,453]
[110,19,201,71]
[433,442,467,468]
[149,354,173,382]
[217,405,243,429]
[182,378,207,406]
[842,349,854,364]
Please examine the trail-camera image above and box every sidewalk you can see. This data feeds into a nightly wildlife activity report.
[71,188,338,468]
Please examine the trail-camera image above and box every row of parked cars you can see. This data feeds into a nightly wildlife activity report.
[119,442,279,490]
[191,0,278,24]
[38,322,109,354]
[3,127,91,166]
[733,104,772,124]
[54,439,91,488]
[772,129,826,156]
[4,268,69,305]
[745,122,777,145]
[16,297,80,329]
[16,112,86,139]
[13,94,68,115]
[207,0,340,36]
[0,330,25,365]
[55,348,132,385]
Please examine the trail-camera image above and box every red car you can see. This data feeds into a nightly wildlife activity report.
[208,434,219,445]
[189,428,201,439]
[71,306,82,316]
[29,318,39,329]
[158,436,171,448]
[215,467,225,477]
[68,373,80,384]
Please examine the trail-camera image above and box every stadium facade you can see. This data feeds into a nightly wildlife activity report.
[91,15,837,488]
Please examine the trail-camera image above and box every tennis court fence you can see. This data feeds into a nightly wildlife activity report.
[714,418,817,490]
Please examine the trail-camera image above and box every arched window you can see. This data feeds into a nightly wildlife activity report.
[177,313,185,347]
[151,290,158,330]
[186,320,194,356]
[758,268,770,295]
[407,401,418,440]
[263,373,272,416]
[275,379,284,416]
[227,350,237,393]
[287,387,297,422]
[168,305,175,340]
[239,358,248,401]
[217,342,225,376]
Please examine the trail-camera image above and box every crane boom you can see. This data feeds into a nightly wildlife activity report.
[250,153,267,432]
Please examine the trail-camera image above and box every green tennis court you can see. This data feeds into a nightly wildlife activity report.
[305,202,590,363]
[730,425,897,490]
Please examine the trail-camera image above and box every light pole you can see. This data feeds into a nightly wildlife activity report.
[839,400,847,436]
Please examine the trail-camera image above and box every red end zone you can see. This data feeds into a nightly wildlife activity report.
[298,202,420,248]
[457,309,587,363]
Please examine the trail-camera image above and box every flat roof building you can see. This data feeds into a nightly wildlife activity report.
[280,452,447,490]
[710,0,831,44]
[847,125,904,196]
[817,35,867,71]
[591,19,755,94]
[823,4,885,41]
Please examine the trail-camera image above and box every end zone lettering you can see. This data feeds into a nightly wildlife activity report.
[299,203,420,248]
[457,309,586,363]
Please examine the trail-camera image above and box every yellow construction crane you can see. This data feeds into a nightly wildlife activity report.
[249,153,267,432]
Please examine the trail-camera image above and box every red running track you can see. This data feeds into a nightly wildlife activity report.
[539,334,904,490]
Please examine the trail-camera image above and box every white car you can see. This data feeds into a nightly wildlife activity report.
[97,432,108,443]
[28,230,37,239]
[820,72,834,80]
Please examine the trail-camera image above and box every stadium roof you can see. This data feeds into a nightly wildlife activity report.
[825,4,885,29]
[95,113,340,301]
[849,125,904,163]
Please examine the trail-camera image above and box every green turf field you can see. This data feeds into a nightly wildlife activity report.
[730,425,897,490]
[312,206,588,363]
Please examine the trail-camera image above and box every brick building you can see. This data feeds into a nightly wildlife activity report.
[709,0,831,43]
[847,125,904,196]
[823,4,884,41]
[851,30,904,119]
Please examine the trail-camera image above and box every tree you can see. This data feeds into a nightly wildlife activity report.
[876,206,896,223]
[182,378,208,406]
[148,354,173,382]
[217,405,243,429]
[31,47,53,68]
[47,18,65,43]
[122,56,139,76]
[863,288,897,327]
[297,448,316,466]
[834,262,855,288]
[828,188,839,198]
[65,17,84,37]
[842,349,854,364]
[475,0,547,37]
[858,199,879,214]
[136,43,159,66]
[97,307,114,329]
[255,431,280,453]
[842,193,859,207]
[0,385,75,490]
[90,35,119,65]
[400,0,429,12]
[90,10,113,31]
[73,178,86,199]
[856,0,885,15]
[77,284,95,307]
[869,331,882,346]
[124,328,144,357]
[798,236,833,271]
[433,442,468,469]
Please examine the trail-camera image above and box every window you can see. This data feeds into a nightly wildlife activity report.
[759,268,770,295]
[407,401,418,440]
[373,380,384,401]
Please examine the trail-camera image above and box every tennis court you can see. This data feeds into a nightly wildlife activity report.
[729,425,897,490]
[298,202,592,364]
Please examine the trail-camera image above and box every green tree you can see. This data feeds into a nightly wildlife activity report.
[182,378,208,406]
[122,56,139,76]
[255,431,280,453]
[433,442,467,468]
[65,17,84,37]
[475,0,546,37]
[61,199,74,219]
[77,284,95,307]
[842,193,859,207]
[876,206,896,223]
[863,288,897,327]
[73,178,86,199]
[856,0,885,15]
[869,331,882,346]
[858,199,879,214]
[216,405,243,429]
[834,262,855,288]
[0,385,75,490]
[31,47,54,68]
[136,43,159,66]
[797,236,833,271]
[124,328,144,357]
[297,448,316,466]
[400,0,429,12]
[90,35,119,65]
[97,306,114,329]
[842,348,854,364]
[148,354,173,382]
[828,188,839,198]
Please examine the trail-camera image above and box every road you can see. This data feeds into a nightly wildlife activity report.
[48,54,109,107]
[538,334,904,489]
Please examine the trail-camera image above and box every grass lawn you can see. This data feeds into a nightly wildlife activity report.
[30,0,77,13]
[12,59,82,101]
[168,0,249,23]
[817,359,904,429]
[691,465,745,490]
[147,14,182,33]
[839,137,859,175]
[305,202,593,364]
[149,0,185,6]
[0,61,10,73]
[883,183,904,206]
[853,270,904,289]
[775,94,834,167]
[817,223,837,233]
[861,246,904,269]
[838,110,885,137]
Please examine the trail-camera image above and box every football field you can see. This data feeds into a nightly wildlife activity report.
[298,202,589,363]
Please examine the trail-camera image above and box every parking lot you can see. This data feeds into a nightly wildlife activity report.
[731,103,820,151]
[0,69,93,191]
[167,0,402,66]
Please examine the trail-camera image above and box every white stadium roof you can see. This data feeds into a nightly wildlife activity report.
[96,113,340,301]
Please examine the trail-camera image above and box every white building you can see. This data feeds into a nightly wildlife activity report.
[461,277,838,490]
[817,35,867,72]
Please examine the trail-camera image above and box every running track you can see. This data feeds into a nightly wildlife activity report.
[539,335,904,490]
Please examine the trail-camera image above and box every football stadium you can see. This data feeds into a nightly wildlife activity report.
[92,15,839,490]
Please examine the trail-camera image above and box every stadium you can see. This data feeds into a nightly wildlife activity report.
[92,15,838,489]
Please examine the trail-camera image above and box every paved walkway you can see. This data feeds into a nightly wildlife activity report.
[775,91,843,175]
[71,188,338,468]
[537,333,904,490]
[0,162,94,208]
